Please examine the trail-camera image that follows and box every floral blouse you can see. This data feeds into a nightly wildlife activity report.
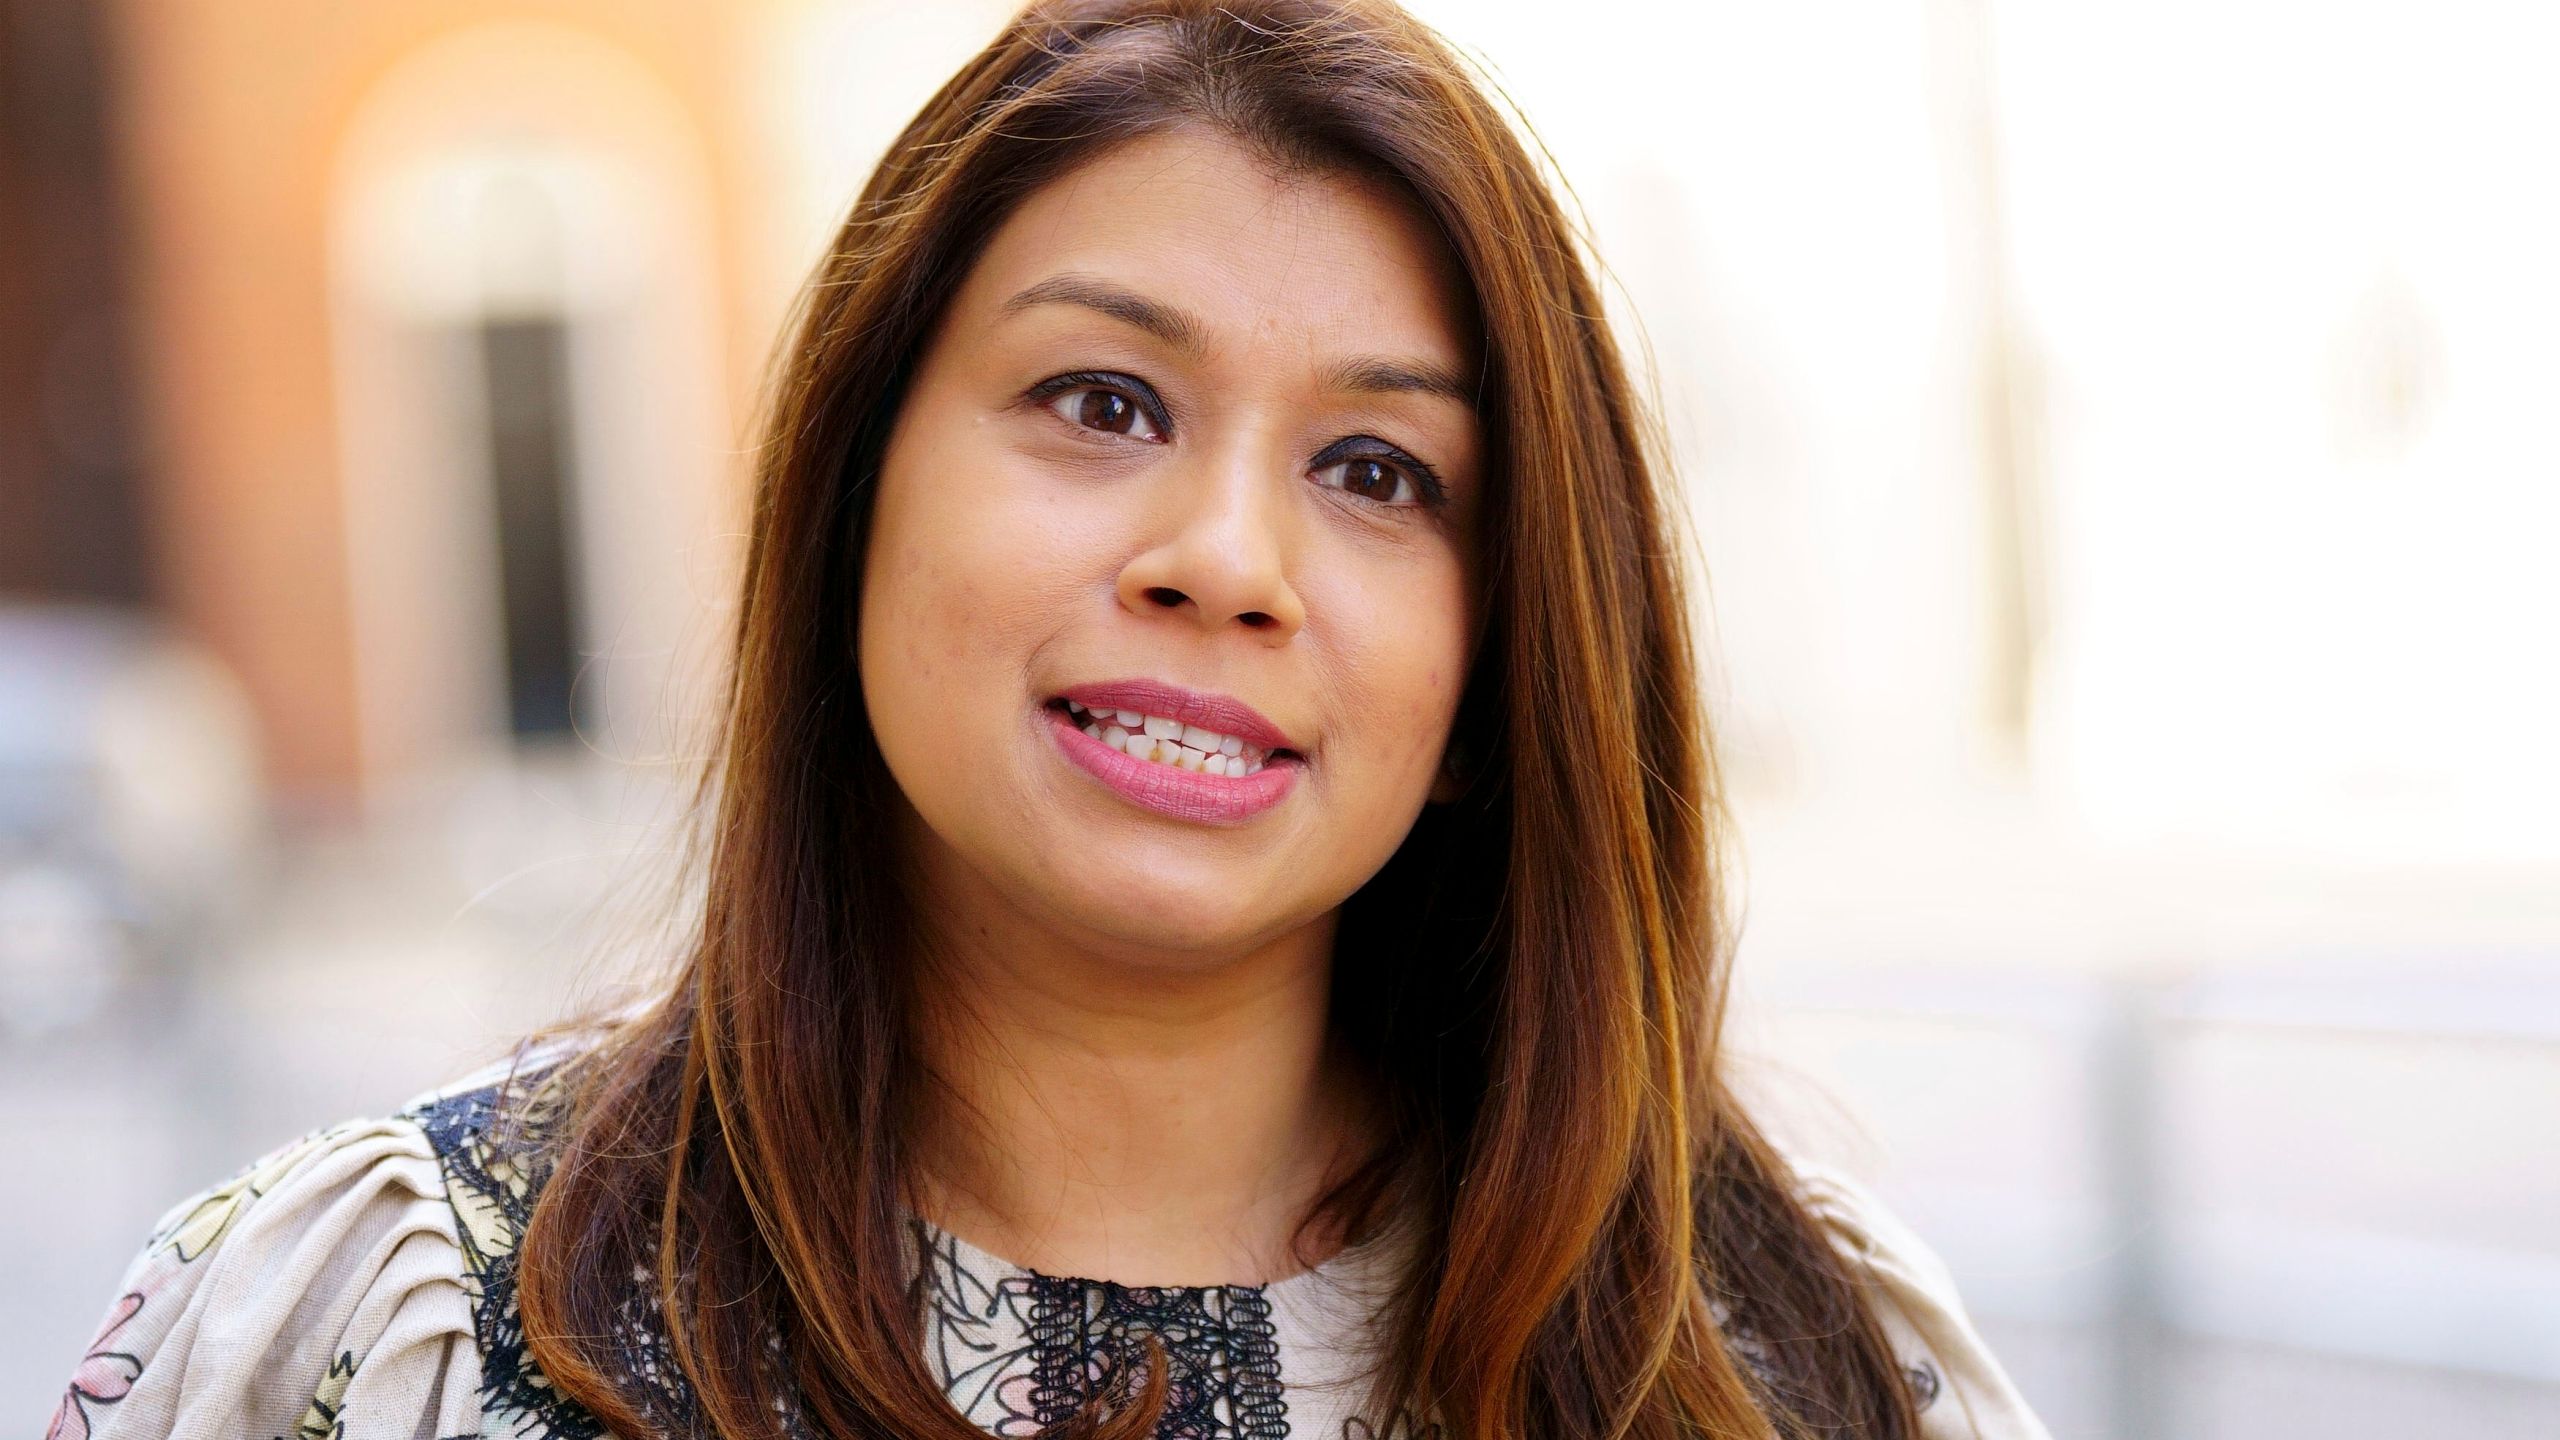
[49,1048,2050,1440]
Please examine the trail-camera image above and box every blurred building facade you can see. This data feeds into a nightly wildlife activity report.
[72,0,811,814]
[6,0,1049,825]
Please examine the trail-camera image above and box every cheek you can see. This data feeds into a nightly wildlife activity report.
[863,447,1048,726]
[1318,553,1473,791]
[863,512,985,708]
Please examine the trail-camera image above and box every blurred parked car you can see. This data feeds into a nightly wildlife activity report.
[0,604,266,1035]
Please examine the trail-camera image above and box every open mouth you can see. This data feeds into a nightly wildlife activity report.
[1043,698,1301,778]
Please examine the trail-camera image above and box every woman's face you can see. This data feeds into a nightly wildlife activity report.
[859,127,1485,961]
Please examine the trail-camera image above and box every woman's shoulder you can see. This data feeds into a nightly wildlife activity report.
[50,1034,601,1440]
[1771,1147,2054,1440]
[393,1032,592,1179]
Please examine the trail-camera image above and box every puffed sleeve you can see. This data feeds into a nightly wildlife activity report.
[1789,1160,2053,1440]
[46,1116,484,1440]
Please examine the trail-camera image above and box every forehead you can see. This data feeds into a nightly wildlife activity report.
[955,128,1479,365]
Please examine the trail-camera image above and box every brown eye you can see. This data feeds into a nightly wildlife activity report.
[1047,386,1162,441]
[1312,454,1422,506]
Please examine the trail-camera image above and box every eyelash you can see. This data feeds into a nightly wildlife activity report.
[1023,370,1451,510]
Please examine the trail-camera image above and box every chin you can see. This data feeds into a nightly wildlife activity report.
[1052,874,1287,963]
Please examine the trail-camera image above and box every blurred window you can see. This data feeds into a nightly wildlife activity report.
[474,314,589,740]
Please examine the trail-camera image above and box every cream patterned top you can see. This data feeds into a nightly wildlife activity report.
[48,1049,2049,1440]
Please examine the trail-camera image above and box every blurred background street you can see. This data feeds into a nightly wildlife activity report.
[5,2,2556,1435]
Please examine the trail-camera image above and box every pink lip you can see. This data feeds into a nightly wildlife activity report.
[1049,678,1301,754]
[1043,706,1301,825]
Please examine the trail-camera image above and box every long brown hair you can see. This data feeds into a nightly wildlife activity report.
[514,3,1920,1437]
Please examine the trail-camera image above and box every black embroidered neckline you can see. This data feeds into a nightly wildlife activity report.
[1023,1273,1289,1439]
[402,1065,1928,1439]
[404,1071,655,1440]
[916,1220,1313,1438]
[405,1068,1297,1440]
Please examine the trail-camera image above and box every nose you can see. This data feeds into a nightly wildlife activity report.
[1116,441,1307,640]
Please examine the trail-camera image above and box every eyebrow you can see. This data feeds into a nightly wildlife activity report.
[1319,354,1479,411]
[1001,273,1207,356]
[998,272,1481,412]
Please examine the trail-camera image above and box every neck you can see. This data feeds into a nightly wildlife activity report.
[901,837,1371,1289]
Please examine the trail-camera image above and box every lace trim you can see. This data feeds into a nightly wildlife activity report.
[404,1063,705,1440]
[1023,1274,1290,1440]
[403,1061,1921,1440]
[915,1221,1482,1440]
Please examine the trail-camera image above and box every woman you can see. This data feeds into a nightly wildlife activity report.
[53,3,2048,1438]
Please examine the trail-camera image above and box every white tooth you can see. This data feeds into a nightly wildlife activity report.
[1219,735,1242,757]
[1115,709,1143,728]
[1173,746,1203,771]
[1204,754,1229,776]
[1143,715,1181,740]
[1180,723,1219,751]
[1102,725,1130,750]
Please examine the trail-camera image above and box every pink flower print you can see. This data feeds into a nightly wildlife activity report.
[48,1291,145,1440]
